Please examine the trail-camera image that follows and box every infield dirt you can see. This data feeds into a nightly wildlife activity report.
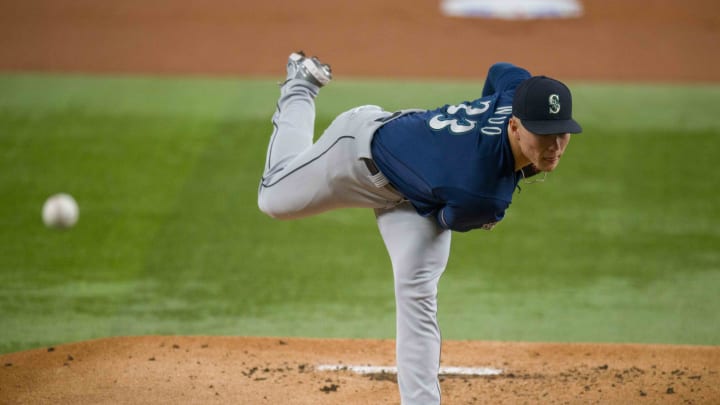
[0,0,719,404]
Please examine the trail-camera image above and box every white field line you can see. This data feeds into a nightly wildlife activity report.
[316,364,502,376]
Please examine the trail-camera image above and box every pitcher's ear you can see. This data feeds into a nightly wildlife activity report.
[508,117,519,138]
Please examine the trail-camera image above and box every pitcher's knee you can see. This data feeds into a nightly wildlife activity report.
[259,187,312,220]
[258,189,291,220]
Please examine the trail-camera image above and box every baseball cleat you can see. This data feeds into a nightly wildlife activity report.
[284,51,332,87]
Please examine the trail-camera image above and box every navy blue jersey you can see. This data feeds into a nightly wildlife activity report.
[371,63,531,232]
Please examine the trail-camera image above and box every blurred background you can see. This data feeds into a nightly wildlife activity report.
[1,0,718,354]
[1,0,718,81]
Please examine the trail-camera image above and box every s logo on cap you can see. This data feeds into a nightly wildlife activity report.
[549,94,560,114]
[512,75,582,134]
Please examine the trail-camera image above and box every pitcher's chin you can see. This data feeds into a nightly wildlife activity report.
[538,158,560,172]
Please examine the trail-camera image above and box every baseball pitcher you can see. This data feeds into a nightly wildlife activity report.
[258,51,582,404]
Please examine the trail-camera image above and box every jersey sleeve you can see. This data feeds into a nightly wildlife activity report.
[481,63,532,97]
[435,197,509,232]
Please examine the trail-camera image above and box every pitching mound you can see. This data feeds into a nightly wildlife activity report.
[1,336,718,404]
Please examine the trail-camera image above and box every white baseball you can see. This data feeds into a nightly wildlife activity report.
[42,193,79,229]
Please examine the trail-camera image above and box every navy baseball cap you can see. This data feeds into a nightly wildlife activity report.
[512,76,582,135]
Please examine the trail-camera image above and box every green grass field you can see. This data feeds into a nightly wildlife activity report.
[1,74,718,354]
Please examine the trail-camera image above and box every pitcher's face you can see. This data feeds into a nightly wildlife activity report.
[513,118,571,172]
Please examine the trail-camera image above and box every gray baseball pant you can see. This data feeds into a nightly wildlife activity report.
[257,79,452,404]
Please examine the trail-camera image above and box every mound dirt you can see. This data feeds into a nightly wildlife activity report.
[1,336,718,404]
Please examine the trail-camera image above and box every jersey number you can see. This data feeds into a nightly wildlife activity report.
[428,101,490,135]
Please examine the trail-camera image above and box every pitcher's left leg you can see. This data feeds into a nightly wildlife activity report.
[375,202,452,405]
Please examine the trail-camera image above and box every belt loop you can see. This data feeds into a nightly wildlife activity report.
[363,158,389,188]
[369,172,389,188]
